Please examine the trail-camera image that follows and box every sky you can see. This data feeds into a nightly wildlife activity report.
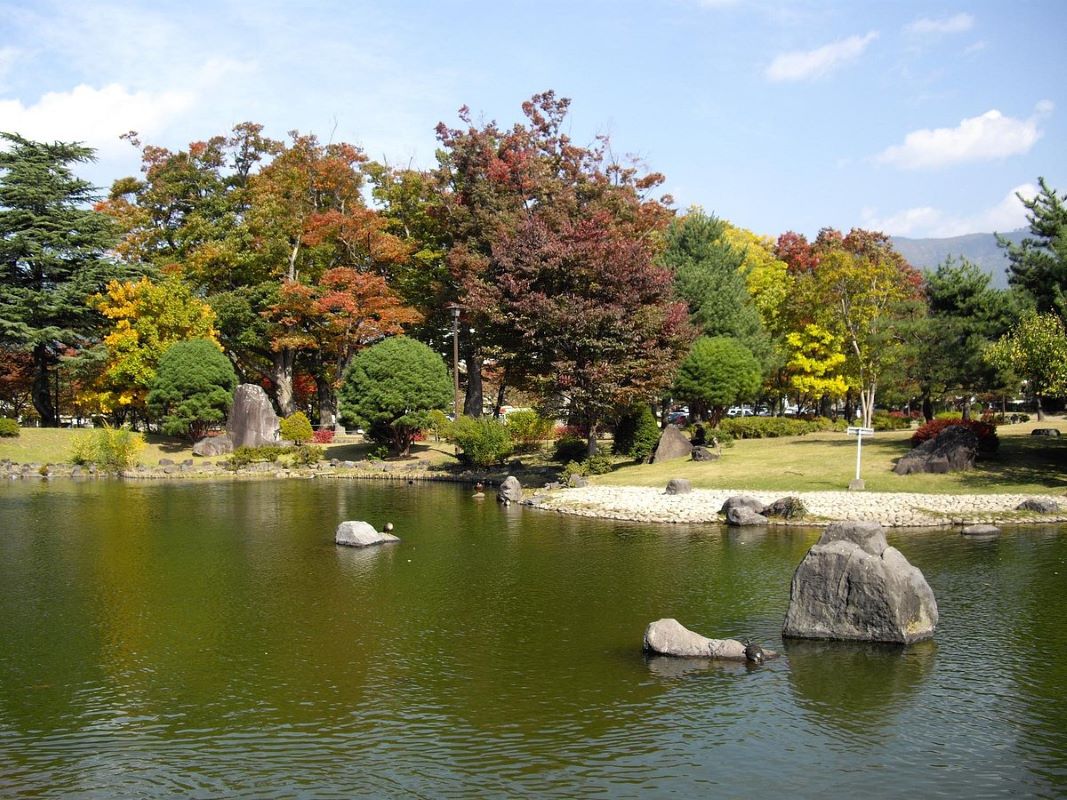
[1,0,1065,240]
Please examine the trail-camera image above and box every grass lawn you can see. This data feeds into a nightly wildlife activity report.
[592,418,1067,495]
[2,418,1064,495]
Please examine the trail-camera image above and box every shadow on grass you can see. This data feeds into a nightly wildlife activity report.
[145,434,196,454]
[953,437,1067,491]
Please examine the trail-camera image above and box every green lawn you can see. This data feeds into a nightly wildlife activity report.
[2,418,1064,495]
[592,418,1067,495]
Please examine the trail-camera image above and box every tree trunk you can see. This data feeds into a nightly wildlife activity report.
[493,379,507,419]
[843,390,855,423]
[961,397,972,421]
[317,377,337,429]
[463,345,483,417]
[1036,395,1044,421]
[31,344,57,427]
[586,418,599,457]
[271,349,297,417]
[922,393,934,422]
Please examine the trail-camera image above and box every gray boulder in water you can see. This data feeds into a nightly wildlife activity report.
[498,475,523,503]
[782,521,938,644]
[335,521,400,548]
[227,384,281,449]
[643,618,747,659]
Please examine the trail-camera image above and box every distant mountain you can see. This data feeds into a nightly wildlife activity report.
[891,230,1028,289]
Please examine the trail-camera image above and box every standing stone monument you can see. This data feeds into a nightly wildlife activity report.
[651,425,693,463]
[228,384,281,448]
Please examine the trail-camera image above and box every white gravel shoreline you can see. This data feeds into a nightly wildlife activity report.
[526,486,1067,527]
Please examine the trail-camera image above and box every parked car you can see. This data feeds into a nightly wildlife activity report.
[726,406,753,417]
[667,411,689,425]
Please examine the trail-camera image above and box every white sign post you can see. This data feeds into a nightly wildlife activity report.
[846,426,875,490]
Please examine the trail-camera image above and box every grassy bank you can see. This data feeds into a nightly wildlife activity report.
[1,418,1064,495]
[593,418,1067,495]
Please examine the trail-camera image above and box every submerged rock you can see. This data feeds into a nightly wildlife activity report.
[643,618,745,659]
[334,521,400,548]
[782,521,938,644]
[719,495,766,516]
[962,524,1000,537]
[726,506,769,526]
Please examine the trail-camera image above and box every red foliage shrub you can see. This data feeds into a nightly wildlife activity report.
[554,424,586,440]
[911,418,998,452]
[312,428,334,444]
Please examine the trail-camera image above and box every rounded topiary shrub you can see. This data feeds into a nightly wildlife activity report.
[339,336,452,457]
[147,338,238,441]
[448,416,514,467]
[280,411,314,444]
[0,417,19,437]
[612,405,660,462]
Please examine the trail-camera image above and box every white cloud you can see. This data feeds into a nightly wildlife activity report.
[765,32,878,82]
[875,102,1052,169]
[906,13,974,36]
[862,183,1038,237]
[0,83,195,156]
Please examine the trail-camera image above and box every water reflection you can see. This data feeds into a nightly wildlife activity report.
[785,639,937,739]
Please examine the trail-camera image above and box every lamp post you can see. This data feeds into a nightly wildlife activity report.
[447,303,462,420]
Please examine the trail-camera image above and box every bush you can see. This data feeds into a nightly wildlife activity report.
[911,418,999,453]
[312,428,334,444]
[934,411,963,421]
[226,444,287,469]
[505,410,555,452]
[584,453,615,475]
[147,339,237,441]
[0,418,19,437]
[280,411,314,444]
[553,435,588,463]
[872,411,912,431]
[69,425,145,471]
[339,336,452,457]
[447,416,514,468]
[719,417,817,439]
[613,405,660,462]
[290,444,324,466]
[426,409,451,441]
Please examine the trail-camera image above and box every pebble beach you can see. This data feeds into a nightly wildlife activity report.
[527,485,1067,527]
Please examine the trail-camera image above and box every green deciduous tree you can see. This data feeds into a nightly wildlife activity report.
[0,133,127,425]
[985,312,1067,420]
[339,336,452,456]
[674,336,762,425]
[147,338,238,440]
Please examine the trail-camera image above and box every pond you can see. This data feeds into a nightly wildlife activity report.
[0,479,1065,798]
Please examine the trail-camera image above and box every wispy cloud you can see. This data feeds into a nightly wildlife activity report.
[765,32,878,82]
[905,13,974,36]
[862,183,1038,237]
[875,102,1052,169]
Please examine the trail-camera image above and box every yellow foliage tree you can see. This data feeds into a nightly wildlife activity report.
[91,275,219,412]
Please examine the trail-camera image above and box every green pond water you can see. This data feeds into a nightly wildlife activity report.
[0,478,1065,798]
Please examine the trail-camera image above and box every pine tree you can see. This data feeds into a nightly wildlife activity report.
[0,133,126,425]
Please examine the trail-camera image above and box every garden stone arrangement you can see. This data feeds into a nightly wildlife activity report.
[782,521,938,644]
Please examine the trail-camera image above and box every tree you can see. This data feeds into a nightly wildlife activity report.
[783,324,848,408]
[985,312,1067,420]
[338,336,452,456]
[674,336,762,425]
[791,229,921,426]
[483,213,691,453]
[0,133,127,425]
[660,209,767,358]
[90,274,218,415]
[901,257,1021,419]
[0,347,34,419]
[1000,178,1067,320]
[147,338,237,440]
[433,92,674,418]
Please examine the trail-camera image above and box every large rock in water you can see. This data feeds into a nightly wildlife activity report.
[651,425,693,463]
[782,521,938,644]
[335,521,400,547]
[227,384,280,448]
[643,618,747,659]
[498,475,523,503]
[894,425,979,475]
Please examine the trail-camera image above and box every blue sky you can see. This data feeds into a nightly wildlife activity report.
[1,0,1064,239]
